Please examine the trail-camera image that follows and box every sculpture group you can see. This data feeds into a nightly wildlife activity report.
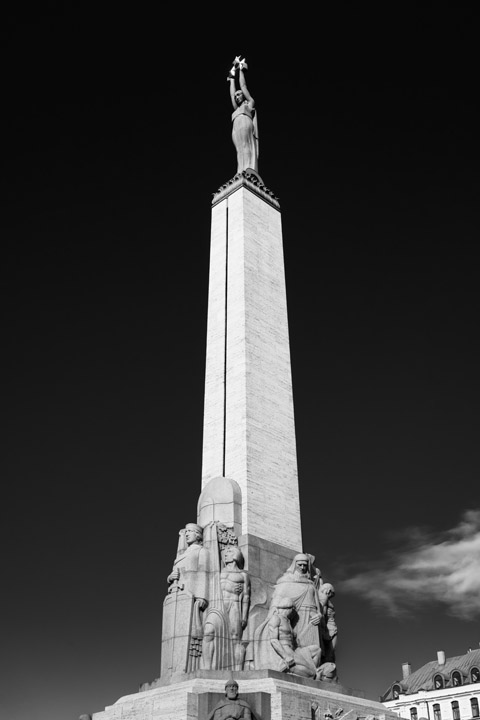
[161,520,337,682]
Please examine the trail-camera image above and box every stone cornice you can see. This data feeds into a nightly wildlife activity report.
[212,170,280,210]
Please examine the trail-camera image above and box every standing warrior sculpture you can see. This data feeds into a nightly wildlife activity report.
[228,56,259,174]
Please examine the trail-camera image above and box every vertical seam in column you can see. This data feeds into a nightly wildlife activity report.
[223,200,229,476]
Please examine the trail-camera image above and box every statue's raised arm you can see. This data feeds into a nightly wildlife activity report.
[228,56,259,175]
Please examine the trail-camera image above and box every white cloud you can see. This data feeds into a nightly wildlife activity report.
[341,509,480,619]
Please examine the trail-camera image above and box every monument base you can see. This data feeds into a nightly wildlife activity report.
[93,670,397,720]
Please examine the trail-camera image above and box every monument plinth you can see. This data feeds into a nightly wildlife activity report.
[92,58,398,720]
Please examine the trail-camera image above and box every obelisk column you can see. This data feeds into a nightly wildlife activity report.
[201,173,302,555]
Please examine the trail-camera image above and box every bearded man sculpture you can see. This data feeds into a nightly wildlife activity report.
[208,680,253,720]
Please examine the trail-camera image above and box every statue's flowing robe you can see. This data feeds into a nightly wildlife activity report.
[273,573,322,648]
[232,102,259,173]
[161,540,209,676]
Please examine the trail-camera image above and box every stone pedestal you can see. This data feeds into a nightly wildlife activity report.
[93,670,398,720]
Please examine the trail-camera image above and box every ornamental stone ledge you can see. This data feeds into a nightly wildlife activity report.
[212,170,280,209]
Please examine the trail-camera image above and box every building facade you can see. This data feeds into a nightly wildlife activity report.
[382,649,480,720]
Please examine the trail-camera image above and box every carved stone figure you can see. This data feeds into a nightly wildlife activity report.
[253,596,321,679]
[318,583,337,663]
[202,542,250,670]
[167,523,208,600]
[221,545,251,667]
[161,523,209,676]
[208,680,253,720]
[272,553,323,649]
[228,56,259,174]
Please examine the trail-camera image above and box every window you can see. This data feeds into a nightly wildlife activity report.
[472,668,480,684]
[433,704,442,720]
[451,701,460,720]
[452,671,462,687]
[471,698,479,718]
[392,684,402,699]
[410,707,418,720]
[434,675,445,690]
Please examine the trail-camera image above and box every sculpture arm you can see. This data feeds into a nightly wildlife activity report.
[268,616,294,668]
[270,638,294,664]
[238,69,254,107]
[241,573,251,628]
[192,546,209,604]
[229,77,237,109]
[167,567,179,583]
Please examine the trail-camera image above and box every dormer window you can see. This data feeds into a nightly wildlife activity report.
[472,667,480,683]
[434,674,444,689]
[392,684,402,699]
[452,671,462,687]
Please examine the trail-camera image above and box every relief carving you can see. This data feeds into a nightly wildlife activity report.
[208,680,254,720]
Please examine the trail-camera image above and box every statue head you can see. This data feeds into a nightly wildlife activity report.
[234,89,245,106]
[224,679,239,699]
[184,523,203,545]
[223,545,244,568]
[322,582,335,598]
[294,553,309,575]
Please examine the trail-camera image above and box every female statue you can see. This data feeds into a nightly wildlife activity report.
[228,57,259,174]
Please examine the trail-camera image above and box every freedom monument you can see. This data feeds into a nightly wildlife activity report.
[93,57,396,720]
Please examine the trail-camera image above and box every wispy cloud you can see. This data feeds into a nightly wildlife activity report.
[341,509,480,619]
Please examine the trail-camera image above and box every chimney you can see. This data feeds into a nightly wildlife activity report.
[437,651,446,665]
[402,663,412,680]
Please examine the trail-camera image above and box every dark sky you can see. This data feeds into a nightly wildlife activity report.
[2,5,479,720]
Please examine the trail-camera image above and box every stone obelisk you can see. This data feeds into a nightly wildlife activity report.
[201,171,301,546]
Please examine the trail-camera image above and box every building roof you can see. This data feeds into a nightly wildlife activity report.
[381,648,480,701]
